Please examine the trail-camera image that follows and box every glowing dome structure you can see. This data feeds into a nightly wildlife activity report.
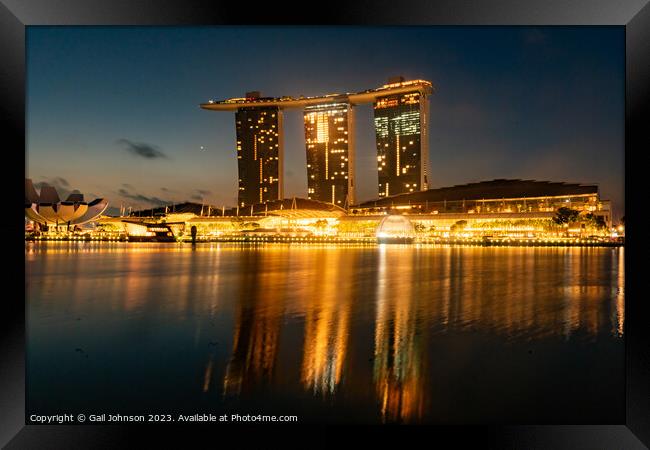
[376,214,415,243]
[25,178,109,227]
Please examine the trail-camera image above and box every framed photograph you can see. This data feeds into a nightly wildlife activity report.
[3,0,649,447]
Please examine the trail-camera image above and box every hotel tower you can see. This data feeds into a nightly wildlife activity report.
[371,77,431,198]
[303,102,355,206]
[200,78,432,207]
[234,92,283,207]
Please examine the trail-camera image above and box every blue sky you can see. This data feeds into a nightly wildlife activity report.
[26,26,624,219]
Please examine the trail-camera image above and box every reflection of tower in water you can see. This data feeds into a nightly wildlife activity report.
[223,250,286,396]
[300,250,352,395]
[373,246,427,423]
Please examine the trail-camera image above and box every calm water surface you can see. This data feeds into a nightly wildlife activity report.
[26,242,625,423]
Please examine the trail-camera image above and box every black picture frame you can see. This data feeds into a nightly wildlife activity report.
[2,0,648,447]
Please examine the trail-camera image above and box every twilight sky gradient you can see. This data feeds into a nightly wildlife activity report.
[26,26,625,219]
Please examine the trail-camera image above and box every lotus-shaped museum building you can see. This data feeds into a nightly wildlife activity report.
[25,178,109,227]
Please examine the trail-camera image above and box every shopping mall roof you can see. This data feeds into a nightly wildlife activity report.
[356,179,600,208]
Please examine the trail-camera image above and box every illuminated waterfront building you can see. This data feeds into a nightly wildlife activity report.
[372,77,432,198]
[354,179,612,227]
[304,103,355,206]
[234,92,284,207]
[78,179,616,243]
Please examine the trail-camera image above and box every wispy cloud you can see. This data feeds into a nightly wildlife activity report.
[116,139,168,159]
[117,187,172,207]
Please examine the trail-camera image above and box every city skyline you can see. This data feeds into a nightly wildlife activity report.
[26,26,624,219]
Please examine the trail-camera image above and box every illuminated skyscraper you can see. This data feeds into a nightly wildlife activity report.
[234,93,283,207]
[372,77,431,198]
[303,102,355,206]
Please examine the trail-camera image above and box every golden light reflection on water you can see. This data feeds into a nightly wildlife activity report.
[222,250,287,396]
[27,243,624,422]
[300,250,351,395]
[374,245,426,423]
[615,247,625,337]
